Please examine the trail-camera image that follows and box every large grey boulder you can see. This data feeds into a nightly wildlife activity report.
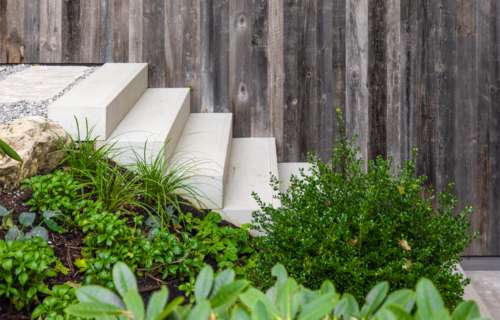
[0,117,69,188]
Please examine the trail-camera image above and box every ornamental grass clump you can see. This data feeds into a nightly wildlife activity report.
[251,112,474,308]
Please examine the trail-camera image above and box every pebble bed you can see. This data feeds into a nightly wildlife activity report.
[0,65,97,124]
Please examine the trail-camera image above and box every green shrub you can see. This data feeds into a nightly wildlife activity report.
[0,238,60,310]
[31,284,80,320]
[23,170,82,213]
[251,126,474,307]
[65,262,486,320]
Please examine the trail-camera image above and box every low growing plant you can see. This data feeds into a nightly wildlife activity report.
[251,112,474,307]
[32,284,80,320]
[0,238,61,310]
[65,262,487,320]
[23,170,82,214]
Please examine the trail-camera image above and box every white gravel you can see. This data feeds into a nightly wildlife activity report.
[0,65,97,124]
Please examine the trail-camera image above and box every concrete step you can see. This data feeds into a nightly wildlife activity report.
[171,113,233,209]
[278,162,312,192]
[221,138,280,227]
[48,63,147,139]
[100,88,190,165]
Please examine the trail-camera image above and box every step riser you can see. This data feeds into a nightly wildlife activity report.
[171,113,233,209]
[101,88,190,166]
[221,138,280,227]
[48,63,148,140]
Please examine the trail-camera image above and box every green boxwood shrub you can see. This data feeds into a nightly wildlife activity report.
[251,128,474,307]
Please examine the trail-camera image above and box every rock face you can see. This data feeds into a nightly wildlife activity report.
[0,117,69,188]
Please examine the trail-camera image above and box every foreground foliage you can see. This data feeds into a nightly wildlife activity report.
[65,262,487,320]
[251,114,474,307]
[0,238,60,310]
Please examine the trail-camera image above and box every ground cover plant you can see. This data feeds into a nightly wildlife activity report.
[66,262,486,320]
[0,131,256,319]
[250,112,474,308]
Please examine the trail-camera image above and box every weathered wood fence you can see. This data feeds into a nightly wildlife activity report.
[1,0,499,256]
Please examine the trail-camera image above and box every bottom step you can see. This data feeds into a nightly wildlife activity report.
[220,138,280,227]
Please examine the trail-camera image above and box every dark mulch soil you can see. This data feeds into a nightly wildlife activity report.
[0,187,225,319]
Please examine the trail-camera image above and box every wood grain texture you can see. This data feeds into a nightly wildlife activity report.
[3,0,500,255]
[346,0,369,166]
[39,0,62,63]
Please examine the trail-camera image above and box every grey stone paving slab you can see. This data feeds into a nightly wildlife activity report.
[0,65,89,103]
[465,271,500,319]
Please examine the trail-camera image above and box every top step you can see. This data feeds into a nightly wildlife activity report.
[48,63,148,139]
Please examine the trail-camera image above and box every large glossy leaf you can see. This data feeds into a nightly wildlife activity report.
[251,301,271,320]
[210,280,249,309]
[113,262,138,297]
[156,296,184,320]
[334,293,360,319]
[451,301,480,320]
[146,286,168,320]
[377,305,413,320]
[231,305,251,320]
[195,266,214,301]
[298,291,337,320]
[123,290,145,320]
[361,281,389,317]
[211,269,235,297]
[64,302,123,318]
[187,299,211,320]
[0,139,22,162]
[19,212,36,227]
[415,278,445,319]
[76,285,124,309]
[276,278,300,319]
[239,288,278,316]
[379,289,415,313]
[271,264,288,287]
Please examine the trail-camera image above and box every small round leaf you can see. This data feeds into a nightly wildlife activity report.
[19,212,36,227]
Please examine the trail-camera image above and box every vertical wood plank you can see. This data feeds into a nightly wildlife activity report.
[267,0,284,159]
[110,0,128,62]
[385,0,403,167]
[0,0,7,62]
[61,0,81,62]
[128,0,143,62]
[367,0,387,159]
[474,0,500,255]
[455,0,478,255]
[346,0,369,165]
[283,0,302,161]
[39,0,62,63]
[5,0,25,62]
[79,0,100,62]
[212,0,230,113]
[143,0,166,86]
[24,0,40,62]
[199,0,214,112]
[250,0,269,137]
[316,0,335,160]
[99,0,112,61]
[332,0,346,147]
[229,0,254,137]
